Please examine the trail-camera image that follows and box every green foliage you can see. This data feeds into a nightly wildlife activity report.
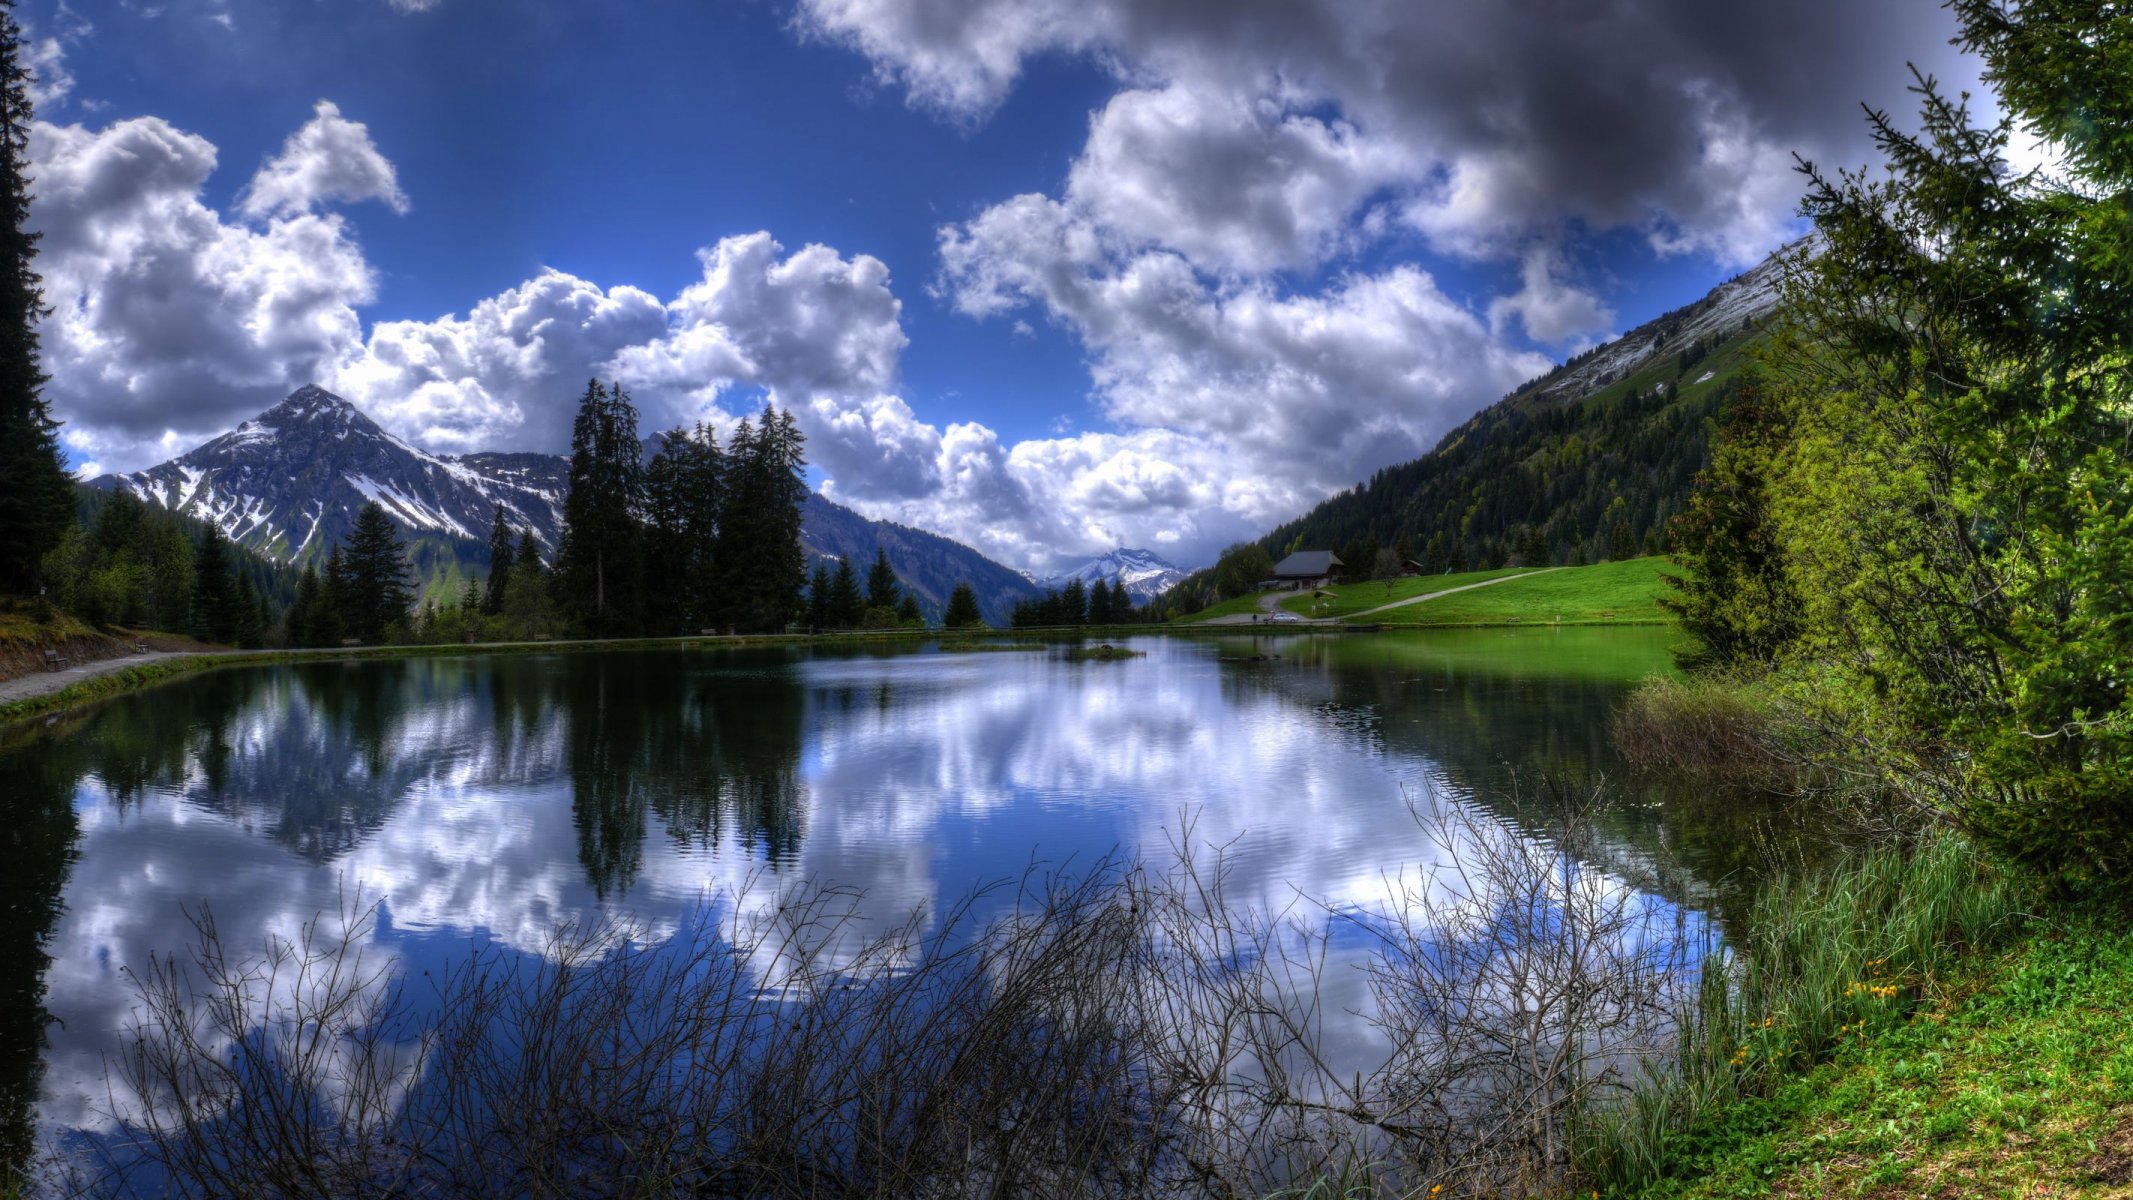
[554,380,646,637]
[0,3,70,596]
[943,581,983,629]
[865,547,900,611]
[1742,5,2133,880]
[339,501,415,643]
[1578,837,2025,1193]
[482,503,513,616]
[1212,542,1274,602]
[1659,381,1803,669]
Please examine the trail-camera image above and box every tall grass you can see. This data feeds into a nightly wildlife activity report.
[1574,833,2027,1191]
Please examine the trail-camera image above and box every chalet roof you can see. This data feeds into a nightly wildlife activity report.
[1272,550,1343,578]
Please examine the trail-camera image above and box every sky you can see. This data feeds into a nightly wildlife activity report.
[23,0,1983,574]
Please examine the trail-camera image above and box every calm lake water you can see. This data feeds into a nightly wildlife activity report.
[0,628,1769,1177]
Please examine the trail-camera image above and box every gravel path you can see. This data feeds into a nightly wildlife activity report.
[0,649,208,706]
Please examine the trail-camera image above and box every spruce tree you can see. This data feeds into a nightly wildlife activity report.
[554,379,646,637]
[483,503,514,615]
[340,501,413,642]
[808,561,832,631]
[190,528,236,643]
[944,582,982,629]
[0,2,70,595]
[829,557,864,629]
[896,592,921,626]
[865,548,899,611]
[1059,578,1087,626]
[289,563,322,647]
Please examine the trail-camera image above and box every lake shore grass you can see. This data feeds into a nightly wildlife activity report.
[1609,894,2133,1199]
[1172,557,1677,627]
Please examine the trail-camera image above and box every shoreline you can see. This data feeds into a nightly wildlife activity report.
[0,617,1670,729]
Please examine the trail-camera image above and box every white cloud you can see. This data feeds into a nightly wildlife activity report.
[25,34,72,108]
[1487,248,1613,345]
[31,113,378,470]
[335,270,668,453]
[1065,83,1412,275]
[239,100,410,219]
[797,0,1975,270]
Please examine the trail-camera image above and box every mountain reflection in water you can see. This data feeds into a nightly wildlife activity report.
[0,629,1787,1179]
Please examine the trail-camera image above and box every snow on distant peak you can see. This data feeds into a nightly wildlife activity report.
[1043,547,1186,599]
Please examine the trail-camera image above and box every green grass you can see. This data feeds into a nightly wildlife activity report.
[1617,901,2133,1199]
[1264,557,1676,626]
[1269,566,1533,619]
[1293,625,1682,685]
[1581,835,2032,1197]
[1172,591,1284,623]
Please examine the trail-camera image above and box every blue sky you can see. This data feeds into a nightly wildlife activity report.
[22,0,1976,572]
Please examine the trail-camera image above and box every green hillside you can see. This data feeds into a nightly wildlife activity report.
[1157,262,1775,618]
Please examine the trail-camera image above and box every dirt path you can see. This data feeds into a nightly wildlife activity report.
[0,648,211,706]
[1330,568,1566,621]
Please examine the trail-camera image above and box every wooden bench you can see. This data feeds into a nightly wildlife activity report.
[133,641,150,655]
[42,648,67,671]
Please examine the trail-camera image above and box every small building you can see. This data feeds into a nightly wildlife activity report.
[1268,549,1344,588]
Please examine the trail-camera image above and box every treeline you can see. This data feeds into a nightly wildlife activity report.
[544,380,809,637]
[1158,369,1747,614]
[805,548,926,631]
[41,490,293,646]
[1010,578,1143,628]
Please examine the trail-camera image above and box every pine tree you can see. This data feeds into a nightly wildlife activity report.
[681,422,726,629]
[340,501,413,642]
[1059,578,1087,626]
[190,528,236,643]
[554,379,646,637]
[288,563,322,647]
[829,557,864,629]
[944,581,982,629]
[865,548,899,611]
[1088,579,1114,625]
[483,503,514,615]
[0,2,70,595]
[514,530,541,575]
[232,571,263,649]
[807,561,832,631]
[717,406,808,632]
[896,593,921,626]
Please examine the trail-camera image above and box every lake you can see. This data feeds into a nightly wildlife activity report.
[0,628,1772,1190]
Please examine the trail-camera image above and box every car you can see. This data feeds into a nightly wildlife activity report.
[1271,610,1303,623]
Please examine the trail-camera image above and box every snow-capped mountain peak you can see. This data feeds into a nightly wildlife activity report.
[1042,547,1186,600]
[93,386,568,567]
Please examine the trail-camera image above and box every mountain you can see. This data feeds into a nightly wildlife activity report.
[799,497,1041,626]
[94,386,1043,625]
[92,386,565,599]
[1157,253,1789,613]
[1041,548,1185,601]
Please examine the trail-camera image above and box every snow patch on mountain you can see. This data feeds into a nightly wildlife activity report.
[1041,548,1186,600]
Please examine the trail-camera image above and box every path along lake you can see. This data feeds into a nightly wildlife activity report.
[0,629,1780,1182]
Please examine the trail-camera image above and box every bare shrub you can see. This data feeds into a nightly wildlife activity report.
[54,793,1707,1199]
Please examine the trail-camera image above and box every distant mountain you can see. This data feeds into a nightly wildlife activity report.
[1041,548,1185,600]
[96,386,1045,624]
[1157,252,1789,613]
[799,497,1041,626]
[91,386,566,600]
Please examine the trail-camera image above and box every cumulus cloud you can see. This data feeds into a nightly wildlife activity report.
[25,34,73,109]
[238,100,410,219]
[28,100,1546,570]
[799,0,1973,268]
[1487,248,1613,345]
[335,270,668,453]
[32,113,378,470]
